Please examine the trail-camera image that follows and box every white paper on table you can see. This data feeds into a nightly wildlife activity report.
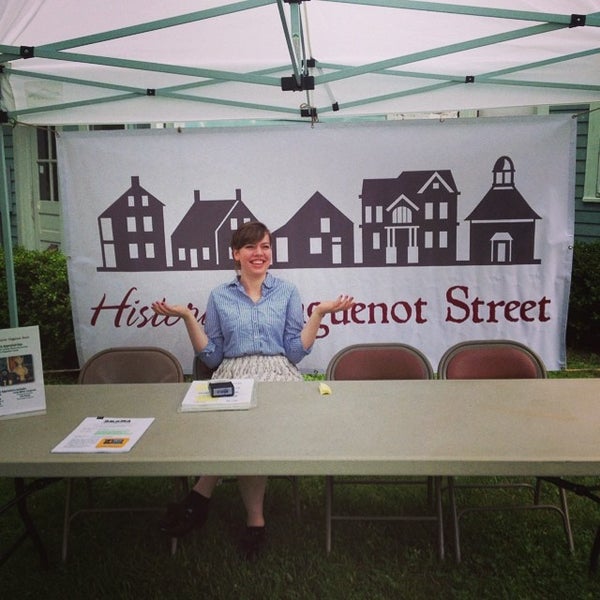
[51,416,155,453]
[179,379,256,412]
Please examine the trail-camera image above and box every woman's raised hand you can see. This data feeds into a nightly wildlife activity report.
[152,300,208,353]
[151,300,191,318]
[315,294,355,316]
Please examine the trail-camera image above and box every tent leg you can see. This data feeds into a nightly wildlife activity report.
[0,124,19,327]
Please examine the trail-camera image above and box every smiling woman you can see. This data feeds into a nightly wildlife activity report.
[231,222,273,288]
[149,220,355,559]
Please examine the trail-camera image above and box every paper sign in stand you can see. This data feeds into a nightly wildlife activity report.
[0,326,46,419]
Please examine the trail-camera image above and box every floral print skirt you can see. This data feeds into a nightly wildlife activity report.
[212,354,302,382]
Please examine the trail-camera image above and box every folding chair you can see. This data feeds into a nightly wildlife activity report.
[437,339,574,563]
[62,346,184,561]
[324,343,444,558]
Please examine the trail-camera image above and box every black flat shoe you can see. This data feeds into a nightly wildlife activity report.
[159,501,209,538]
[240,526,266,560]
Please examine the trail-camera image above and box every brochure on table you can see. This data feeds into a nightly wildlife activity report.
[52,416,155,453]
[0,325,46,419]
[180,379,256,412]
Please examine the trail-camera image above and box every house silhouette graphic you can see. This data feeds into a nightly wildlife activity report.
[170,189,257,270]
[97,176,168,271]
[272,191,354,268]
[95,157,542,272]
[467,156,541,265]
[360,170,460,266]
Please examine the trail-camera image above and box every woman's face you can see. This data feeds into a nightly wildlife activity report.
[233,232,272,276]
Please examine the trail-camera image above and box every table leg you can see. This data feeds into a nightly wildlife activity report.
[1,478,57,569]
[14,478,50,568]
[540,477,600,576]
[590,524,600,574]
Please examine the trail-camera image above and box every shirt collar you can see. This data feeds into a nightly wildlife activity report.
[228,271,274,290]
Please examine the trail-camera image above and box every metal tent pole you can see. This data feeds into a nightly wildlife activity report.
[0,124,19,327]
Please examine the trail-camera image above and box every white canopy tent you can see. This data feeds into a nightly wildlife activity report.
[1,0,599,327]
[0,0,599,126]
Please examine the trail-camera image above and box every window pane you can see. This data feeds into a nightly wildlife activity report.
[50,128,57,158]
[37,129,49,159]
[38,164,50,201]
[372,232,380,250]
[51,163,59,201]
[100,218,114,241]
[276,237,289,262]
[310,237,322,254]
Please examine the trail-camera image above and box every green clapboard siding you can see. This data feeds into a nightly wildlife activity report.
[0,124,17,247]
[551,105,600,243]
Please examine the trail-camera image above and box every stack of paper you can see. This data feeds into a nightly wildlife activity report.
[180,379,255,412]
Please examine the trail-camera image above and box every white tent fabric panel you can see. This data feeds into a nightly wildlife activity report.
[1,0,599,124]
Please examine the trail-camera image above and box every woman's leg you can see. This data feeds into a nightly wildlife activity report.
[238,476,268,526]
[160,476,219,536]
[238,476,268,558]
[192,475,221,498]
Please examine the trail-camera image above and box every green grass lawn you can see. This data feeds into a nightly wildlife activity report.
[3,475,600,599]
[1,349,599,599]
[551,349,600,378]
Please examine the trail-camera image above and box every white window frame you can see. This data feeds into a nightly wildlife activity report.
[583,102,600,203]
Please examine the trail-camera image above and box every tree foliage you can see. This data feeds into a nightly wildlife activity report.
[0,246,77,369]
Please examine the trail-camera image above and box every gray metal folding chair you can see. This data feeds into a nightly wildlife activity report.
[192,355,216,381]
[437,339,574,563]
[324,343,444,559]
[62,346,184,561]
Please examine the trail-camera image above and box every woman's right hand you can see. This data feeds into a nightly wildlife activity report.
[152,300,208,353]
[151,300,191,318]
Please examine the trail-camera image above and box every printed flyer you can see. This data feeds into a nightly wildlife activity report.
[51,416,155,453]
[0,326,46,419]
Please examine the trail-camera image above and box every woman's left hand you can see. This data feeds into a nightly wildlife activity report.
[315,294,355,316]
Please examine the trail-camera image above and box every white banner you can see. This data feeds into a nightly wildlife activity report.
[58,117,575,373]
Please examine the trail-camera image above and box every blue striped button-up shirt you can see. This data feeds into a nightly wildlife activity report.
[198,272,311,369]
